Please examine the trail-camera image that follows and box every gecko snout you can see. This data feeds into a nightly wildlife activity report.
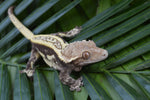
[102,50,108,58]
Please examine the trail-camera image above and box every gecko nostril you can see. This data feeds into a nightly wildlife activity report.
[102,50,108,58]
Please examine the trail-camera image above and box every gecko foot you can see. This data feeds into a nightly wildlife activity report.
[70,77,83,91]
[20,68,35,77]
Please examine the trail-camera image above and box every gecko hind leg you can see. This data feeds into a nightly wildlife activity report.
[20,49,40,77]
[54,26,82,38]
[59,70,83,91]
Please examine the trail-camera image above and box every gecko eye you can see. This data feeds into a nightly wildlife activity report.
[82,51,90,60]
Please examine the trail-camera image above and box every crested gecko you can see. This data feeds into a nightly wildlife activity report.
[8,7,108,91]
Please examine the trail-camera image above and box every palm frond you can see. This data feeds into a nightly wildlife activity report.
[0,0,150,100]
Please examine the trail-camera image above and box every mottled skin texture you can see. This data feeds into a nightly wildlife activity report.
[8,7,108,91]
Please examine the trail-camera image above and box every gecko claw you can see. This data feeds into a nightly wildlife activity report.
[20,69,35,77]
[69,77,83,91]
[70,86,81,92]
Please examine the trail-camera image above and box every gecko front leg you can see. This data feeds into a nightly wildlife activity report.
[59,70,83,91]
[20,48,40,77]
[54,26,82,38]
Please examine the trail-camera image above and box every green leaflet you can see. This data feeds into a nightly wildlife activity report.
[105,72,148,100]
[0,59,26,68]
[96,0,112,14]
[54,71,73,100]
[13,67,31,100]
[70,0,133,42]
[0,0,16,15]
[34,70,52,100]
[83,73,112,100]
[0,0,33,32]
[94,7,150,46]
[107,23,150,55]
[73,87,88,100]
[134,59,150,70]
[104,41,150,69]
[132,74,150,98]
[43,71,55,98]
[0,64,10,100]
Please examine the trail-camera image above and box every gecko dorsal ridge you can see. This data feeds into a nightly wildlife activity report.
[32,36,62,49]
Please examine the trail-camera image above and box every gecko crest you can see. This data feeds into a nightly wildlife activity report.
[33,36,62,49]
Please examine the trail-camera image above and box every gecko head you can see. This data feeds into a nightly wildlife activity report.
[61,40,108,66]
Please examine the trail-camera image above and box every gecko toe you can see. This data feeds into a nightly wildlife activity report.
[20,69,35,77]
[78,77,83,81]
[70,85,81,92]
[69,78,83,91]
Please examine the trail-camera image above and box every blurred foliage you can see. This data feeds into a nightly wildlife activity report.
[0,0,150,100]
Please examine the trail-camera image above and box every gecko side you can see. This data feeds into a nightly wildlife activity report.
[8,7,108,91]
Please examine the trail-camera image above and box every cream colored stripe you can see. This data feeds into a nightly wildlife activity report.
[31,35,76,63]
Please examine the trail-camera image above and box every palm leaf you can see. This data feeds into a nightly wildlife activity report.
[13,67,31,100]
[0,0,150,100]
[34,70,53,100]
[54,71,73,100]
[0,65,10,100]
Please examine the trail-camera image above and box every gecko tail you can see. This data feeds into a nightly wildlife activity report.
[8,6,34,40]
